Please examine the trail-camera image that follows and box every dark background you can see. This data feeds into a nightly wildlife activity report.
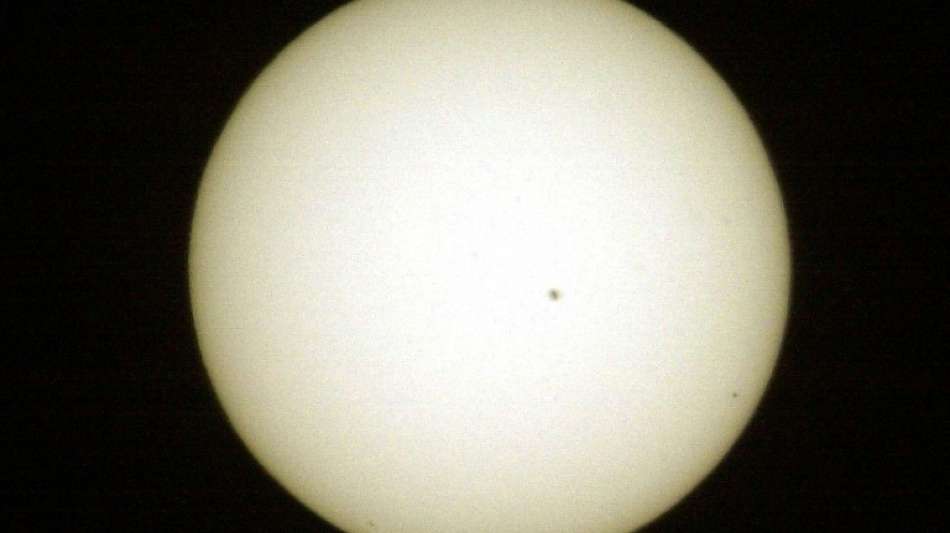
[6,1,946,531]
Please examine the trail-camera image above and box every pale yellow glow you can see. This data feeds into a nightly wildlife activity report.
[189,1,790,531]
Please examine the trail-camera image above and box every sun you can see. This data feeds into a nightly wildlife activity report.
[189,1,790,531]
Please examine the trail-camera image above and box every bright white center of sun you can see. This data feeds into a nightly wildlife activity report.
[189,1,791,531]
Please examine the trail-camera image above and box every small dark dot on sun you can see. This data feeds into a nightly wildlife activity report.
[731,392,739,398]
[548,289,560,301]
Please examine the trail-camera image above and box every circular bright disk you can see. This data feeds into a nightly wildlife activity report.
[189,1,791,531]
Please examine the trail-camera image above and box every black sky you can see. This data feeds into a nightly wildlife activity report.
[6,1,947,531]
